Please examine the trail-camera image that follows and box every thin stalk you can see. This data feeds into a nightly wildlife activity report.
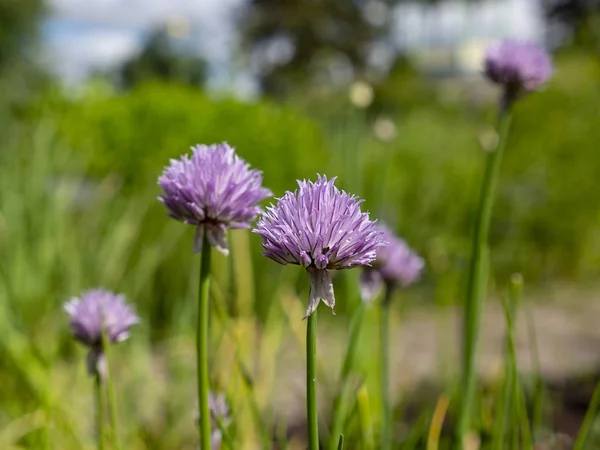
[94,374,105,450]
[380,288,392,450]
[40,384,51,449]
[329,303,365,450]
[457,109,513,445]
[211,412,234,449]
[526,308,545,438]
[427,395,450,450]
[210,287,270,449]
[101,328,119,449]
[237,352,272,449]
[358,384,374,450]
[197,238,212,450]
[492,362,513,450]
[502,275,533,450]
[306,310,319,450]
[573,378,600,450]
[516,381,533,450]
[276,414,289,450]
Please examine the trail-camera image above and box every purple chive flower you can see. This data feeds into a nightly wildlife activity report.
[158,143,272,255]
[194,392,230,449]
[360,225,424,303]
[209,393,230,449]
[254,175,384,318]
[484,40,552,103]
[64,289,139,376]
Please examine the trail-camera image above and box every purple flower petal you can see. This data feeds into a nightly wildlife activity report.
[305,267,335,319]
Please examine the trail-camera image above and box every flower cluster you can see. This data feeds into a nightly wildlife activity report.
[359,225,424,302]
[158,143,272,255]
[254,175,384,317]
[484,40,552,103]
[65,289,139,375]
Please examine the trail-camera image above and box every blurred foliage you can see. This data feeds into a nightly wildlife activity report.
[119,28,207,90]
[545,0,600,52]
[0,0,47,109]
[0,0,43,67]
[49,83,327,194]
[240,0,394,96]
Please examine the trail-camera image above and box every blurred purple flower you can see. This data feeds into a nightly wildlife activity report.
[194,392,230,449]
[360,225,424,303]
[254,175,384,318]
[484,40,552,102]
[64,289,139,376]
[158,143,272,255]
[209,393,230,449]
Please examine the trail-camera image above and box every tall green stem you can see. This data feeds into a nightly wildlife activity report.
[101,326,119,449]
[307,310,319,450]
[457,109,513,445]
[380,288,392,450]
[329,303,365,450]
[95,373,105,450]
[573,378,600,450]
[197,238,212,450]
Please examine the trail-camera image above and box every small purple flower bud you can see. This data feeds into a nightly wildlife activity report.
[254,175,385,318]
[484,40,553,103]
[360,225,424,303]
[64,289,139,376]
[158,143,272,255]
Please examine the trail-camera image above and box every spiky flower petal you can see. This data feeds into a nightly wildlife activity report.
[360,225,424,303]
[254,175,384,317]
[158,143,272,255]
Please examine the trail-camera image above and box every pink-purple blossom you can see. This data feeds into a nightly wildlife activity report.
[158,143,272,255]
[254,175,384,317]
[484,40,552,101]
[65,289,139,375]
[360,225,424,303]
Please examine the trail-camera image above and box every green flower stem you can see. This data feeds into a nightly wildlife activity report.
[197,238,212,450]
[329,302,365,450]
[307,310,319,450]
[457,108,513,445]
[380,287,392,450]
[573,378,600,449]
[101,329,119,450]
[337,434,344,450]
[94,373,105,450]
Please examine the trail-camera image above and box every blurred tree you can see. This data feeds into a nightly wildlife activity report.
[119,27,207,89]
[545,0,600,53]
[0,0,43,68]
[240,0,397,97]
[0,0,47,111]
